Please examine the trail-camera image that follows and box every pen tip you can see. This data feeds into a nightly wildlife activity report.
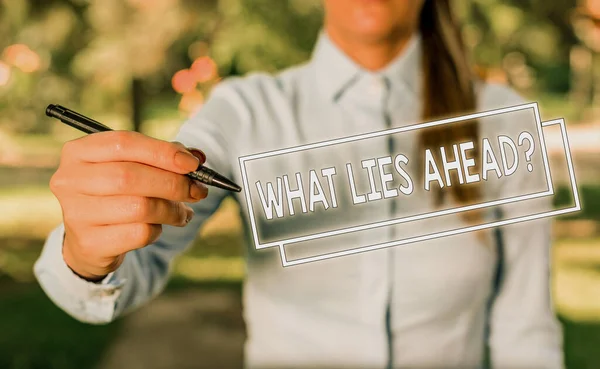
[212,174,242,193]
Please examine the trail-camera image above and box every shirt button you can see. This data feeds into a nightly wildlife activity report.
[91,286,119,298]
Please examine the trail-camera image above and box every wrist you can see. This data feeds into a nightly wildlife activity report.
[62,238,107,284]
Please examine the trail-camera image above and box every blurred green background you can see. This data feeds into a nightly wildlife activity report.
[1,0,600,368]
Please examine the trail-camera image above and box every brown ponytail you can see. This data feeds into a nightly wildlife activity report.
[418,0,480,207]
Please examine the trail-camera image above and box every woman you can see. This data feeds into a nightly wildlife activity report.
[35,0,562,368]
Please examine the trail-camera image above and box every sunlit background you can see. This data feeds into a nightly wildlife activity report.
[1,0,600,368]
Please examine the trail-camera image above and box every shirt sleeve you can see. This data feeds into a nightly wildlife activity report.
[33,81,243,324]
[485,85,564,368]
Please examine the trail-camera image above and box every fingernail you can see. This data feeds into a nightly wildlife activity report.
[188,148,206,164]
[184,205,195,224]
[175,150,200,172]
[190,180,208,200]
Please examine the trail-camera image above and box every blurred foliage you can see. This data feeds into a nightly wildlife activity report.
[0,0,589,134]
[456,0,578,93]
[555,184,600,221]
[211,0,322,73]
[0,0,323,134]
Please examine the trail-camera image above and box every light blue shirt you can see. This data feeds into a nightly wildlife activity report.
[34,32,563,368]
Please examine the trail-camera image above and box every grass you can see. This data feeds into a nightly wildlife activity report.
[555,185,600,221]
[561,317,600,369]
[0,278,243,369]
[0,283,122,369]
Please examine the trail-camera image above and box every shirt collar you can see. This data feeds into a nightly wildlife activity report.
[311,30,422,101]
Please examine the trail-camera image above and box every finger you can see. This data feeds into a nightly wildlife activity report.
[172,142,206,165]
[188,149,206,163]
[64,195,195,227]
[68,162,208,201]
[95,223,164,255]
[62,131,200,174]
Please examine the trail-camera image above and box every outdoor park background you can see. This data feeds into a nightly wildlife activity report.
[1,0,600,368]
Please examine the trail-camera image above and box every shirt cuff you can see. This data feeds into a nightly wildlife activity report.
[33,223,126,324]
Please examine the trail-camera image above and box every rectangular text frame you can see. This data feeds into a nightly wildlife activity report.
[279,118,579,266]
[238,102,554,250]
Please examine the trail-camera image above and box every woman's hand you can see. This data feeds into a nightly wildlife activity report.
[49,131,208,281]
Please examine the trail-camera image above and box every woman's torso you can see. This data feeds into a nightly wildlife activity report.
[198,35,522,368]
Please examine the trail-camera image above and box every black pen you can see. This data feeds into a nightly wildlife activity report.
[46,104,242,193]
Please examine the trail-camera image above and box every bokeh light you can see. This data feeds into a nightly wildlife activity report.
[179,90,204,116]
[191,56,217,83]
[3,44,41,73]
[171,69,197,93]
